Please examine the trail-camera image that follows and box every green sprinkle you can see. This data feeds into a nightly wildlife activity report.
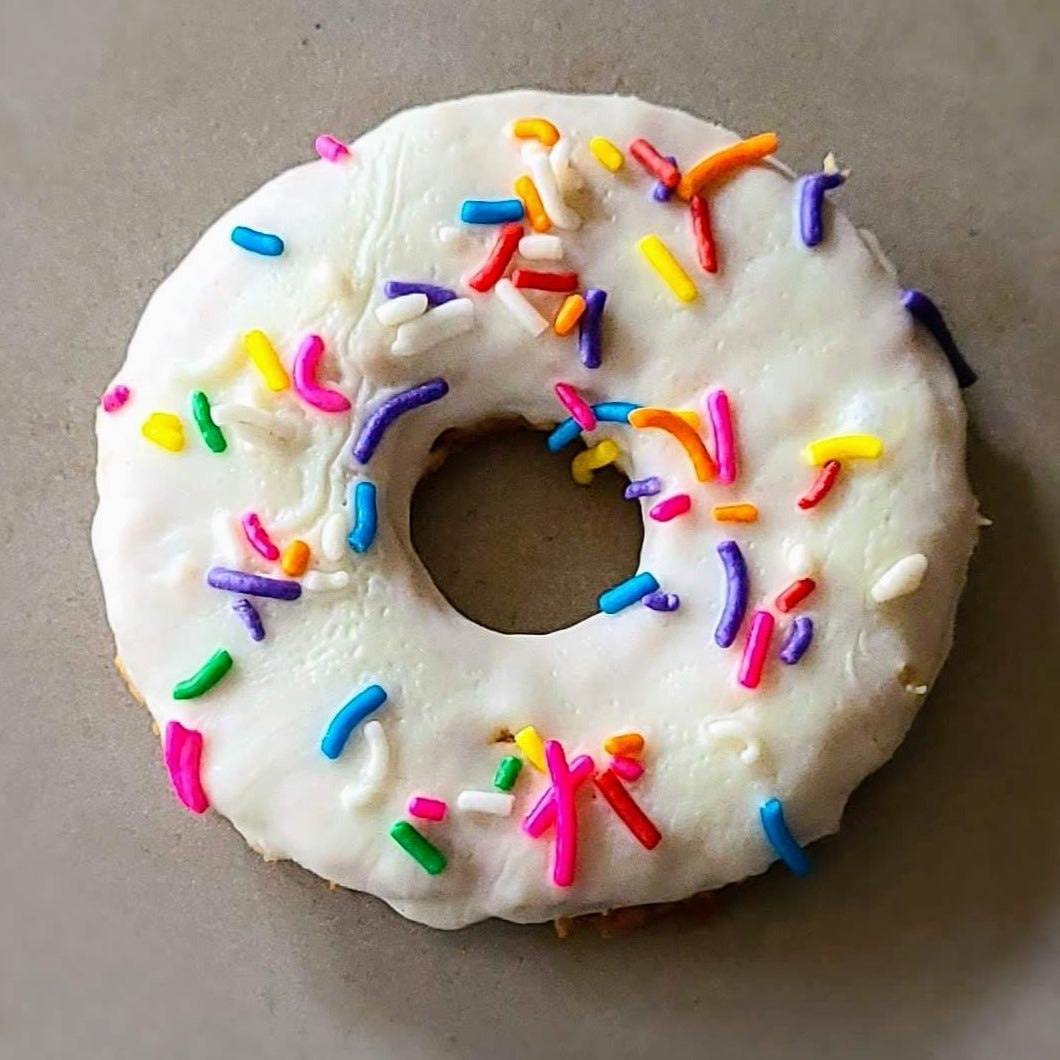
[173,649,233,699]
[493,755,523,792]
[190,390,227,453]
[390,820,446,875]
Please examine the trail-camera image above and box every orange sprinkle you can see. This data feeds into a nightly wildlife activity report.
[513,175,552,233]
[554,294,587,336]
[511,117,560,147]
[628,408,716,482]
[712,503,759,523]
[677,132,779,200]
[281,539,310,576]
[604,733,645,757]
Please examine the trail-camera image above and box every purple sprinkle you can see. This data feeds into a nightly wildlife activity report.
[351,378,449,464]
[578,288,606,370]
[651,157,678,202]
[206,567,302,601]
[624,476,662,500]
[901,289,977,388]
[795,171,844,248]
[779,616,814,664]
[644,591,680,612]
[383,281,458,306]
[232,597,265,641]
[714,540,749,648]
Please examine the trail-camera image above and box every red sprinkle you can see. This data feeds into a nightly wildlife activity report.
[609,756,644,782]
[629,139,680,190]
[466,222,523,292]
[690,194,718,273]
[797,459,841,509]
[511,268,579,293]
[775,578,817,613]
[594,769,661,849]
[101,384,131,413]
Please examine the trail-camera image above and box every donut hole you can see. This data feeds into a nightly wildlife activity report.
[410,425,643,634]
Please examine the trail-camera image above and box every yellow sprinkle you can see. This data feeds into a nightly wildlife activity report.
[141,412,184,452]
[637,235,698,303]
[712,503,759,523]
[281,539,310,576]
[603,733,644,757]
[513,175,552,233]
[589,136,624,172]
[244,330,290,391]
[554,294,586,336]
[514,726,547,772]
[804,434,884,464]
[511,117,560,147]
[571,439,620,486]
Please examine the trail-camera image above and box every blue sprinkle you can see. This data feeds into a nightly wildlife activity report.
[230,226,285,256]
[348,481,378,554]
[546,402,642,452]
[624,476,662,500]
[759,798,811,877]
[460,199,525,224]
[321,684,387,759]
[644,591,680,612]
[599,572,660,615]
[231,597,265,641]
[383,280,457,306]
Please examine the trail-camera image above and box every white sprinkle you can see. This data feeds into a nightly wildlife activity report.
[340,721,389,809]
[703,718,761,765]
[303,569,350,593]
[786,543,818,579]
[437,225,468,246]
[494,279,549,336]
[391,298,474,356]
[529,150,581,230]
[976,513,993,527]
[456,790,515,816]
[518,233,564,260]
[320,511,350,561]
[870,553,928,603]
[375,292,429,326]
[550,137,584,193]
[211,511,246,566]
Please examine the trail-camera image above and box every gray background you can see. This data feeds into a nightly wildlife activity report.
[2,0,1059,1057]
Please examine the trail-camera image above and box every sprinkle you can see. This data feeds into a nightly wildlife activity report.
[231,226,284,256]
[321,684,387,759]
[786,543,817,578]
[314,133,349,162]
[320,511,349,561]
[456,790,515,816]
[604,733,644,757]
[578,288,607,369]
[571,439,620,485]
[242,512,279,560]
[293,334,350,413]
[519,233,564,260]
[599,571,660,614]
[549,137,583,193]
[775,578,816,612]
[554,382,596,430]
[466,223,523,292]
[348,481,378,553]
[408,796,447,822]
[493,755,523,792]
[804,434,883,464]
[630,139,680,189]
[513,268,579,292]
[390,820,446,875]
[522,755,594,838]
[594,769,661,849]
[352,378,449,464]
[383,280,457,306]
[706,389,736,483]
[173,648,233,700]
[207,566,302,600]
[624,476,661,499]
[690,194,719,273]
[280,541,310,577]
[609,756,645,782]
[163,721,209,814]
[644,591,680,611]
[759,797,810,876]
[141,412,184,452]
[302,569,350,592]
[712,503,758,523]
[901,289,977,387]
[797,459,841,509]
[544,741,579,886]
[628,408,715,481]
[779,616,814,664]
[495,278,549,335]
[589,136,624,172]
[513,175,552,233]
[392,298,474,356]
[649,494,691,522]
[189,391,227,453]
[637,234,698,303]
[437,225,466,246]
[461,199,524,225]
[547,399,636,451]
[528,150,581,229]
[101,385,130,413]
[554,294,586,335]
[339,720,390,809]
[514,726,547,772]
[375,292,429,326]
[870,553,928,603]
[243,330,290,391]
[795,171,845,248]
[510,117,560,147]
[231,598,265,641]
[738,610,775,690]
[677,132,779,200]
[715,540,749,648]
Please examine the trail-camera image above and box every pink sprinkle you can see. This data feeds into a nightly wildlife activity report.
[293,334,351,413]
[164,721,209,814]
[242,512,280,561]
[544,740,578,887]
[706,389,738,485]
[554,382,597,431]
[610,755,644,782]
[649,493,692,522]
[522,754,594,838]
[408,796,447,822]
[101,385,131,413]
[738,610,775,689]
[315,134,349,162]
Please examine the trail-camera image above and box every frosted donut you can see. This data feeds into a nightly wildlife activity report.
[93,91,979,928]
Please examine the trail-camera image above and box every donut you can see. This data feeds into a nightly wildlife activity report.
[93,90,979,928]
